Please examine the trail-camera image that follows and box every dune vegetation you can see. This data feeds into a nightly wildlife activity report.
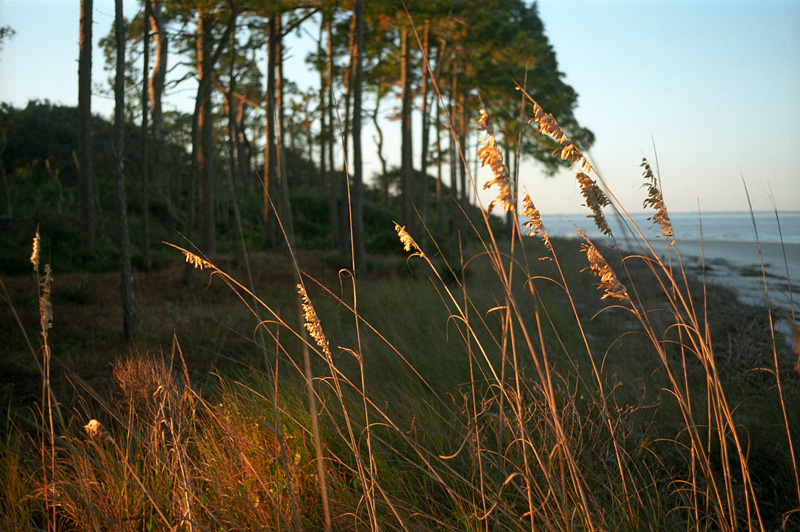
[1,82,799,532]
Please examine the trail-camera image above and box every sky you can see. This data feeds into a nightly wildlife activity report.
[0,0,798,216]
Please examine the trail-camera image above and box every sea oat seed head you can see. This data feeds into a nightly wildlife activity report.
[521,191,552,252]
[522,94,611,236]
[182,250,214,270]
[476,106,513,215]
[558,143,583,165]
[526,98,568,145]
[84,419,114,443]
[579,231,628,301]
[298,284,331,358]
[576,172,613,237]
[84,419,102,438]
[394,222,423,256]
[39,264,53,333]
[30,232,40,271]
[640,158,674,245]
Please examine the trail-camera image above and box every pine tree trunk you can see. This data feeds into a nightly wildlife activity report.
[340,13,356,252]
[78,0,96,261]
[197,7,216,254]
[148,0,166,144]
[226,12,244,269]
[449,62,459,247]
[317,24,326,190]
[326,15,339,250]
[140,0,151,272]
[235,99,252,190]
[400,27,414,230]
[352,0,367,277]
[148,0,169,233]
[371,98,389,205]
[114,0,137,340]
[436,90,444,238]
[184,96,200,286]
[419,21,430,243]
[275,14,296,249]
[459,84,468,209]
[264,16,278,249]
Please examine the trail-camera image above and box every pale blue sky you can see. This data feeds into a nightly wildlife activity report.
[0,0,798,215]
[532,0,800,214]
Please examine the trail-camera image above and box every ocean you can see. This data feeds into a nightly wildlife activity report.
[539,211,800,246]
[533,211,799,325]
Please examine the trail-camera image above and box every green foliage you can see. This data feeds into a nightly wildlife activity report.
[0,102,189,274]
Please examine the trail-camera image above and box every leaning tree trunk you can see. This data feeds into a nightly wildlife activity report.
[114,0,137,340]
[78,0,96,261]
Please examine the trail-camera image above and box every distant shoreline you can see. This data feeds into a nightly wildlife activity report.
[538,212,800,248]
[648,240,799,333]
[665,239,799,284]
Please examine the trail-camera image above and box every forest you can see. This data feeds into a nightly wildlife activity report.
[2,0,594,335]
[0,1,798,531]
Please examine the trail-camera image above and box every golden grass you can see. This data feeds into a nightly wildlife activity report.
[1,91,798,532]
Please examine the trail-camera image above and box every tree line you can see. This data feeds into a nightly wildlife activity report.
[2,0,592,339]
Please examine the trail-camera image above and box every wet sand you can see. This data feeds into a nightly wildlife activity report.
[672,240,799,285]
[659,240,799,327]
